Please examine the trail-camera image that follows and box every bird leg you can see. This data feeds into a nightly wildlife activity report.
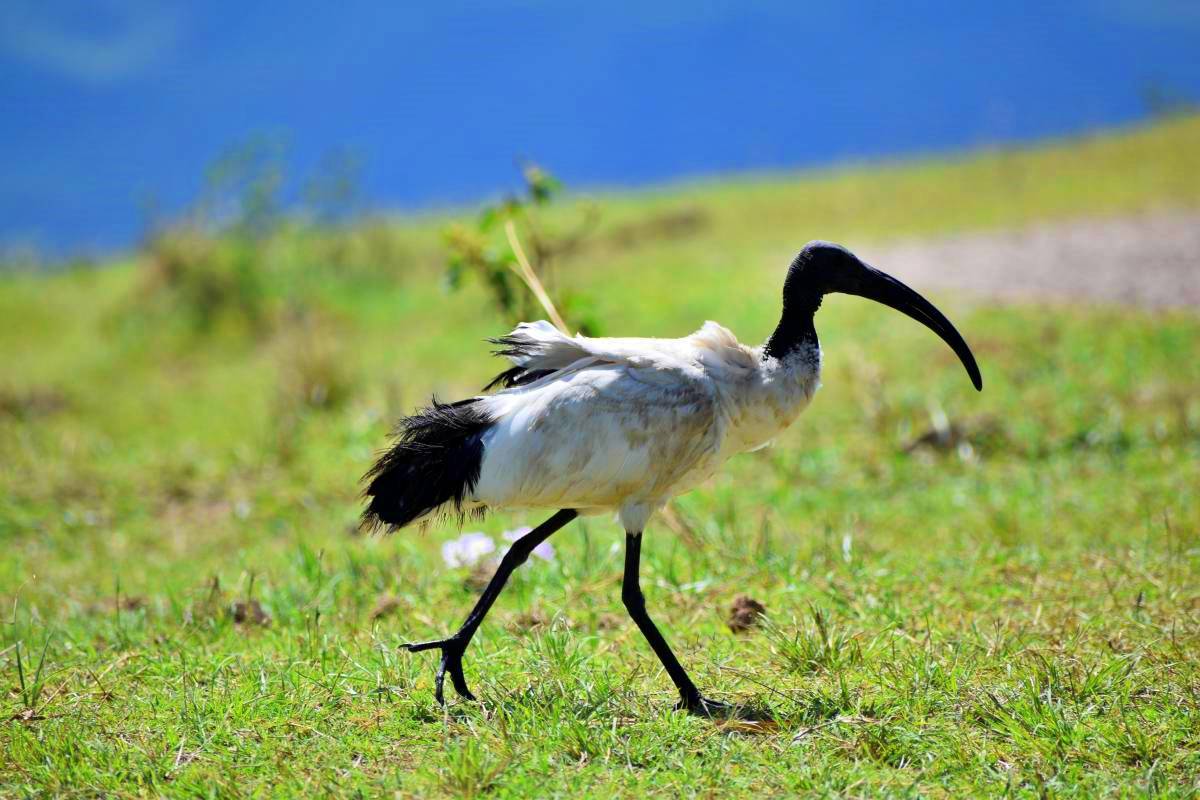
[404,508,578,704]
[621,531,730,717]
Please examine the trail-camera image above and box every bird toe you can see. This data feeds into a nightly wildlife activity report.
[677,694,772,723]
[403,635,476,704]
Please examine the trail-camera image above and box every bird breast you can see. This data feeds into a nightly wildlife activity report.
[713,342,822,457]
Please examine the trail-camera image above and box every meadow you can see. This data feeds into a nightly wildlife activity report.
[1,115,1199,797]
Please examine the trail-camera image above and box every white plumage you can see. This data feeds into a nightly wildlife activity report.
[470,320,820,532]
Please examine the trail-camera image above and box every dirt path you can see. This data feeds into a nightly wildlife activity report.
[861,209,1200,309]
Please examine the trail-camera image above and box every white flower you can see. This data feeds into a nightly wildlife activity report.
[501,527,532,541]
[501,526,555,562]
[441,532,495,568]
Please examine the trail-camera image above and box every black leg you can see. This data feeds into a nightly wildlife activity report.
[405,508,577,704]
[621,531,729,717]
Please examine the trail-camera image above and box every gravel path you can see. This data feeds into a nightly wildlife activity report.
[861,209,1200,309]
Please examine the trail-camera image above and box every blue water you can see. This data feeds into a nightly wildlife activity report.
[2,1,1198,256]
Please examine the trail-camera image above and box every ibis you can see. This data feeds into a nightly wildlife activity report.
[363,241,982,715]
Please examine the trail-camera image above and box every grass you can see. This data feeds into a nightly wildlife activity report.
[2,114,1199,797]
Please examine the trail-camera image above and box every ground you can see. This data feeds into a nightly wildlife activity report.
[1,115,1198,797]
[868,208,1200,310]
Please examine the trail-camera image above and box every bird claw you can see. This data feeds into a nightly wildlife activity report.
[676,693,731,717]
[403,636,476,704]
[677,693,775,724]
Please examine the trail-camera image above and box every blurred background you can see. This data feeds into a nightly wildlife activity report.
[2,4,1199,794]
[2,0,1199,258]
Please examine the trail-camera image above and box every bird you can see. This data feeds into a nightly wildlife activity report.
[362,241,982,716]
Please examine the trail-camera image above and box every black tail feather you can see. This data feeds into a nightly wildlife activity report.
[361,398,494,532]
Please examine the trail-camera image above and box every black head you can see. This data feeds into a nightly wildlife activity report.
[771,240,983,391]
[781,241,864,311]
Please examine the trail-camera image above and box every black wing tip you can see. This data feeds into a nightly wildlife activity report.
[486,334,533,360]
[483,366,553,391]
[483,366,524,391]
[484,328,552,388]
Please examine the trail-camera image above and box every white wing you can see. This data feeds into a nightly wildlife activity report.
[490,319,758,386]
[472,356,724,515]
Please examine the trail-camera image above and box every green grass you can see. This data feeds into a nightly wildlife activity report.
[2,115,1200,797]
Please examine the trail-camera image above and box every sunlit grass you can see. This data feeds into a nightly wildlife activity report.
[1,115,1198,797]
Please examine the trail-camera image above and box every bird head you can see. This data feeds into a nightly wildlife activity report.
[782,241,983,390]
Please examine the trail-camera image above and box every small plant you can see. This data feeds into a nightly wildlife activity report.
[533,618,588,679]
[276,315,357,413]
[436,738,508,797]
[443,163,599,334]
[134,137,380,338]
[137,139,286,335]
[13,633,53,714]
[140,227,271,334]
[767,605,863,675]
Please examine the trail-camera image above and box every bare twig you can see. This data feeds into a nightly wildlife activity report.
[504,219,570,335]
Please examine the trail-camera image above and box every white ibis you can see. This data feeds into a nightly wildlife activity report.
[363,241,982,716]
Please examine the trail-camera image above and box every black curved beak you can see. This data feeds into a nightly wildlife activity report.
[841,264,983,391]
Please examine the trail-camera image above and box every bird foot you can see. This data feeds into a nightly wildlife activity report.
[677,693,773,723]
[403,635,476,705]
[676,693,734,718]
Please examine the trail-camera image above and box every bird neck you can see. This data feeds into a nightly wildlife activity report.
[762,295,821,361]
